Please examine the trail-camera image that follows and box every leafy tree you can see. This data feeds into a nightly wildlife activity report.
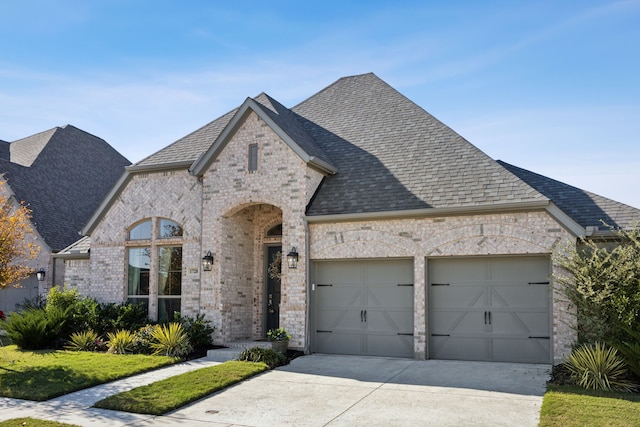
[554,224,640,344]
[0,181,40,288]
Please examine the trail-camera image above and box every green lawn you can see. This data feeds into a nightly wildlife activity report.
[0,345,178,401]
[539,385,640,426]
[0,418,80,427]
[94,360,268,415]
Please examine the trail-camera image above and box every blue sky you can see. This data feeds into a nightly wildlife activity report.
[1,1,639,208]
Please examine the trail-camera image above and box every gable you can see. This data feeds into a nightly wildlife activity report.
[190,97,336,177]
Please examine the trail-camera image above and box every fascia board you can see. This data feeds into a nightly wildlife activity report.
[545,202,586,238]
[305,201,552,223]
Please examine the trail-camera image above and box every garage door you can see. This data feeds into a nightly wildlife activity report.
[0,274,39,314]
[429,256,551,363]
[312,259,414,358]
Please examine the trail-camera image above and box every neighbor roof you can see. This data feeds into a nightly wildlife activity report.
[0,125,130,251]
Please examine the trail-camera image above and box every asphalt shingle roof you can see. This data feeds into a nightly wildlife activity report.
[131,72,640,230]
[294,73,547,215]
[498,160,640,229]
[1,125,130,251]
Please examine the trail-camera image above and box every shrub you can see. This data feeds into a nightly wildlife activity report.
[238,347,287,369]
[93,302,151,336]
[566,342,636,392]
[66,329,100,351]
[173,313,215,349]
[150,323,192,357]
[106,329,136,354]
[553,225,640,344]
[1,307,67,349]
[132,324,156,354]
[15,294,46,311]
[45,285,98,339]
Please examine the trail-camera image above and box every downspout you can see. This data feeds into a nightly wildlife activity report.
[304,217,311,354]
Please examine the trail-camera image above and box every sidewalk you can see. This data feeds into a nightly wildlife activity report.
[0,357,224,426]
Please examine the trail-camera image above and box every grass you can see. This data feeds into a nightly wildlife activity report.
[94,360,268,415]
[0,418,80,427]
[0,344,178,401]
[539,384,640,426]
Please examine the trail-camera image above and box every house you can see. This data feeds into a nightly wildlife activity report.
[0,125,130,312]
[62,73,640,364]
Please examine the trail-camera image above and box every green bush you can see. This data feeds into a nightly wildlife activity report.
[238,347,287,369]
[65,329,100,351]
[1,307,67,349]
[132,324,156,354]
[93,302,151,336]
[106,329,136,354]
[173,313,215,349]
[553,225,640,344]
[150,323,192,357]
[566,342,635,392]
[45,285,98,339]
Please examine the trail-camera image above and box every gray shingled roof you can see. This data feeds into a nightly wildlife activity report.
[137,108,237,167]
[130,72,638,230]
[295,73,547,215]
[1,125,130,251]
[498,160,640,230]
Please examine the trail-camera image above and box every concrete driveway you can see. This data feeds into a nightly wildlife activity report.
[163,354,550,427]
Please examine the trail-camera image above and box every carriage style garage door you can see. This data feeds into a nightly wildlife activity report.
[429,256,551,364]
[312,259,414,358]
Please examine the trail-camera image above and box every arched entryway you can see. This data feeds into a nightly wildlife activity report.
[217,203,283,343]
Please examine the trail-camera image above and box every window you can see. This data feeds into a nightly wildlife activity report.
[248,143,258,172]
[127,218,183,322]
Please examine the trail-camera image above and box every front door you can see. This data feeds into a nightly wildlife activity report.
[266,245,282,332]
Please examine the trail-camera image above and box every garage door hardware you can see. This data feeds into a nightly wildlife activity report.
[397,333,414,336]
[484,311,492,324]
[397,283,414,286]
[360,310,367,322]
[431,283,450,286]
[527,281,550,285]
[316,283,333,287]
[432,333,450,337]
[529,336,550,339]
[317,330,332,333]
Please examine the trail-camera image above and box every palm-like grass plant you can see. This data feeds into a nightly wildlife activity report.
[150,322,192,357]
[566,342,635,392]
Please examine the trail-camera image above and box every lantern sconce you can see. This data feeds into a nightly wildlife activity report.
[201,251,214,272]
[36,269,46,282]
[287,247,299,269]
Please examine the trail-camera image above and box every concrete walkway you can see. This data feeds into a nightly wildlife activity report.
[0,354,550,426]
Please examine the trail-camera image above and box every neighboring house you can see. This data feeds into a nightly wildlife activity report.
[61,73,640,364]
[0,125,130,312]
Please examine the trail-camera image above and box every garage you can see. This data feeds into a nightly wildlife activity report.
[429,256,551,363]
[0,274,39,314]
[311,259,414,358]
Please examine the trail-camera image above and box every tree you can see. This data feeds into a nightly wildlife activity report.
[553,224,640,344]
[0,181,40,288]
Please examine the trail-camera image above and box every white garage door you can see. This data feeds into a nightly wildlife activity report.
[429,256,551,363]
[311,259,414,358]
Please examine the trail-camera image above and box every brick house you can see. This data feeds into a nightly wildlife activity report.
[0,125,130,313]
[63,73,640,363]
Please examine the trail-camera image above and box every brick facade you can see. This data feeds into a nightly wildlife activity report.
[65,109,577,362]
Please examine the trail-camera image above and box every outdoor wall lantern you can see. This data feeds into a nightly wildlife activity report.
[201,251,214,271]
[287,247,299,269]
[36,269,46,282]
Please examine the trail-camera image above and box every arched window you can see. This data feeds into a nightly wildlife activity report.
[266,224,282,237]
[127,218,183,322]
